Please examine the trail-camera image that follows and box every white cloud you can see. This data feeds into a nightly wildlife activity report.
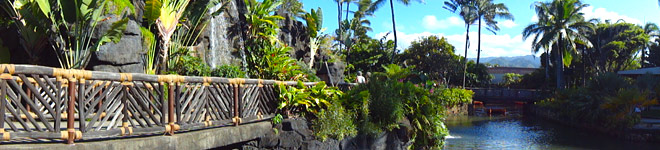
[498,20,518,28]
[422,15,463,30]
[531,15,538,22]
[381,22,406,31]
[580,6,641,25]
[375,31,536,58]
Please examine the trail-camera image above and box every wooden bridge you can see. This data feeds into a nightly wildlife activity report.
[0,64,352,148]
[468,88,547,103]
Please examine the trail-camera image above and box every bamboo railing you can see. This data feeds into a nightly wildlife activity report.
[0,64,354,144]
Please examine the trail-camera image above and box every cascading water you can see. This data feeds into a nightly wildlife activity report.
[207,3,232,69]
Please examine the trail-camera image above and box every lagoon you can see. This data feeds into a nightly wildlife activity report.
[444,104,660,150]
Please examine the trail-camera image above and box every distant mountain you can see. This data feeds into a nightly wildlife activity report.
[468,55,541,68]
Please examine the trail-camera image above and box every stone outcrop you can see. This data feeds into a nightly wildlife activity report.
[75,0,346,79]
[255,118,412,150]
[89,14,144,73]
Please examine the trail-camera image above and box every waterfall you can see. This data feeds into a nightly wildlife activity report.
[207,3,231,69]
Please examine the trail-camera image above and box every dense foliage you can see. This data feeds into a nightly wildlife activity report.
[400,36,492,87]
[341,64,472,149]
[536,73,659,129]
[311,102,357,141]
[275,81,356,141]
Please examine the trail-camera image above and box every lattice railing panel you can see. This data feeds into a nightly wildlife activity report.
[0,64,353,144]
[206,83,234,123]
[258,85,278,116]
[176,82,207,125]
[2,74,62,133]
[240,84,261,120]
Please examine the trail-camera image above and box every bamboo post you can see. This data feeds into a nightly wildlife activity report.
[26,89,31,113]
[121,83,130,136]
[78,78,85,133]
[233,82,240,126]
[0,79,7,141]
[160,82,166,126]
[67,77,76,144]
[168,82,175,135]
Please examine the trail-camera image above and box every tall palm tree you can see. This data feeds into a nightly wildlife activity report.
[444,0,477,88]
[522,0,592,89]
[370,0,421,62]
[474,0,513,65]
[642,23,659,68]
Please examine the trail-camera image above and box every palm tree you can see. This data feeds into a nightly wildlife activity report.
[474,0,513,65]
[444,0,477,88]
[522,0,593,89]
[642,23,659,68]
[143,0,190,73]
[369,0,421,62]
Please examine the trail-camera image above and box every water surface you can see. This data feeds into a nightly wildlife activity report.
[444,104,660,150]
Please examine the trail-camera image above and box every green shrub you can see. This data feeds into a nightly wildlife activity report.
[211,65,246,78]
[168,51,211,76]
[276,81,341,116]
[587,72,630,96]
[340,64,461,148]
[312,102,357,141]
[537,73,659,129]
[436,88,473,107]
[368,81,405,131]
[502,73,522,86]
[602,89,658,129]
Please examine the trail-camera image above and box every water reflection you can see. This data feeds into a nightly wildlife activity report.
[444,104,660,150]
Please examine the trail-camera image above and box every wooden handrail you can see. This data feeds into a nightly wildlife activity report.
[0,64,355,144]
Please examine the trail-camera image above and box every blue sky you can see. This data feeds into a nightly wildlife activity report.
[298,0,660,58]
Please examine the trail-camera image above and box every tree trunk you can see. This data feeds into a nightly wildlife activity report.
[642,47,647,68]
[159,38,170,74]
[463,25,470,88]
[389,0,398,62]
[556,39,565,89]
[545,50,550,90]
[477,17,482,65]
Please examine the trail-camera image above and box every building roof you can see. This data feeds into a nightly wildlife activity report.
[617,67,660,75]
[487,67,538,74]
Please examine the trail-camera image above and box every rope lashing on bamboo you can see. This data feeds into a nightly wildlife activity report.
[257,112,264,120]
[158,75,185,83]
[92,81,112,88]
[60,129,82,140]
[14,77,36,85]
[258,79,264,87]
[0,128,10,140]
[232,116,242,124]
[204,116,213,127]
[228,78,245,85]
[164,122,181,133]
[0,64,15,79]
[52,68,91,82]
[203,77,211,86]
[119,73,133,86]
[120,122,133,136]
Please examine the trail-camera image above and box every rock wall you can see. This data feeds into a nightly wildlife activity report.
[81,0,346,79]
[89,15,144,73]
[255,118,411,150]
[199,0,247,68]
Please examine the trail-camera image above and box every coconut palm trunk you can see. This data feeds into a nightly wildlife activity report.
[477,17,482,65]
[463,25,470,88]
[556,37,565,89]
[389,0,398,61]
